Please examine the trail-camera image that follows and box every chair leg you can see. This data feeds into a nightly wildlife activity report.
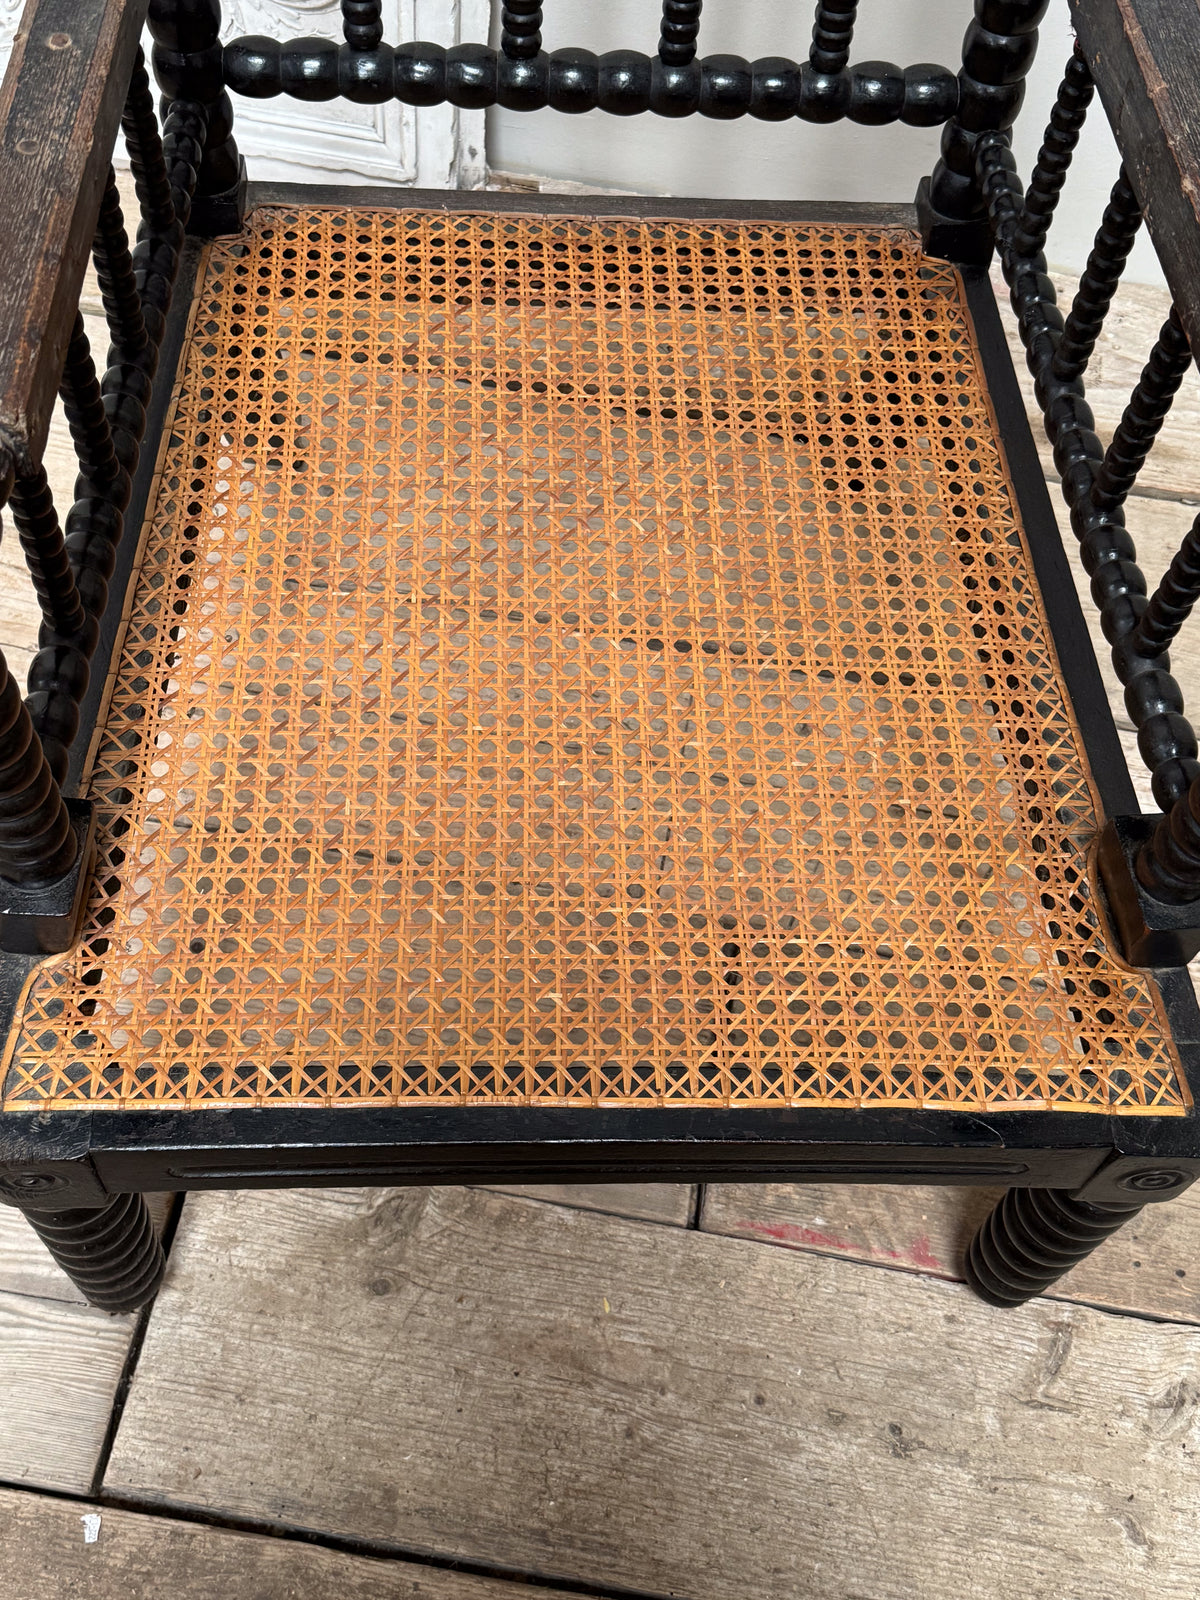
[18,1192,165,1312]
[965,1187,1143,1308]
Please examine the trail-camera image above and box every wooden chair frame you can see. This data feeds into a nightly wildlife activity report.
[1,0,1199,1313]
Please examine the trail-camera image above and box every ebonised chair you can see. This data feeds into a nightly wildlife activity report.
[1,0,1199,1314]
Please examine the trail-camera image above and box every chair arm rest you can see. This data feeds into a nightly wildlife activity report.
[0,0,149,463]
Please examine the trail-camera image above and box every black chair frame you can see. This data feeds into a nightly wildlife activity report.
[0,0,1199,1313]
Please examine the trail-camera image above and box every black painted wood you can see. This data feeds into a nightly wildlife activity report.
[223,37,958,126]
[501,1,542,62]
[1013,45,1092,259]
[920,0,1047,262]
[965,1189,1143,1307]
[1051,2,1200,904]
[0,630,77,890]
[148,0,242,225]
[1052,168,1142,386]
[1092,307,1193,516]
[978,133,1200,822]
[58,317,123,502]
[0,452,78,893]
[25,315,123,782]
[0,1085,1193,1211]
[977,118,1200,910]
[21,85,204,790]
[1136,770,1200,903]
[1137,513,1200,661]
[16,1191,164,1311]
[250,183,922,225]
[659,0,701,66]
[93,168,150,363]
[809,0,857,75]
[6,467,86,641]
[341,0,383,51]
[122,46,178,240]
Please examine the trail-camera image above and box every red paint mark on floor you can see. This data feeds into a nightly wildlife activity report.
[745,1219,855,1253]
[735,1218,947,1275]
[904,1233,942,1272]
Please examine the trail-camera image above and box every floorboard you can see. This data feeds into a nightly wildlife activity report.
[106,1185,1200,1600]
[0,1292,140,1495]
[701,1182,1200,1323]
[0,1486,595,1600]
[479,1184,693,1225]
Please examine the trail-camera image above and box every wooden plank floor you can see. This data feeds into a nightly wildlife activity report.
[3,260,1200,1595]
[0,1486,598,1599]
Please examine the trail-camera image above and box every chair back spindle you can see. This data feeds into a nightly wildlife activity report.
[342,1,384,51]
[501,2,543,61]
[808,0,857,75]
[658,0,702,66]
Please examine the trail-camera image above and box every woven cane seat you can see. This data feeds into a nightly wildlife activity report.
[0,205,1186,1115]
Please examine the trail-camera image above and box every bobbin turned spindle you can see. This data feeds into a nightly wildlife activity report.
[808,0,857,75]
[342,0,384,51]
[148,0,244,233]
[659,0,702,66]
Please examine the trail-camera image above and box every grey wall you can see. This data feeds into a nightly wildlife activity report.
[486,0,1164,285]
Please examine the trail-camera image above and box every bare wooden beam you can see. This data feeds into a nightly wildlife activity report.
[1069,0,1200,361]
[0,0,149,460]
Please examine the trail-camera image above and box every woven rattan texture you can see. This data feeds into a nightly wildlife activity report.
[1,207,1187,1113]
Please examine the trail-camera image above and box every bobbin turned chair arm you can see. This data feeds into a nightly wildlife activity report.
[0,1,150,938]
[0,0,149,460]
[0,0,207,945]
[1019,0,1200,953]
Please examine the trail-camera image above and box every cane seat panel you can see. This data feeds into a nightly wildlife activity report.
[0,206,1187,1113]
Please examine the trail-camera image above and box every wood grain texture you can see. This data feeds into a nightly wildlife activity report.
[702,1181,1200,1323]
[479,1183,693,1224]
[0,1290,138,1493]
[0,1193,172,1304]
[0,1487,595,1600]
[0,0,148,457]
[109,1185,1200,1600]
[1070,0,1200,363]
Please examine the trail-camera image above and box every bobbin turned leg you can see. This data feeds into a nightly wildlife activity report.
[964,1188,1142,1308]
[18,1193,166,1313]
